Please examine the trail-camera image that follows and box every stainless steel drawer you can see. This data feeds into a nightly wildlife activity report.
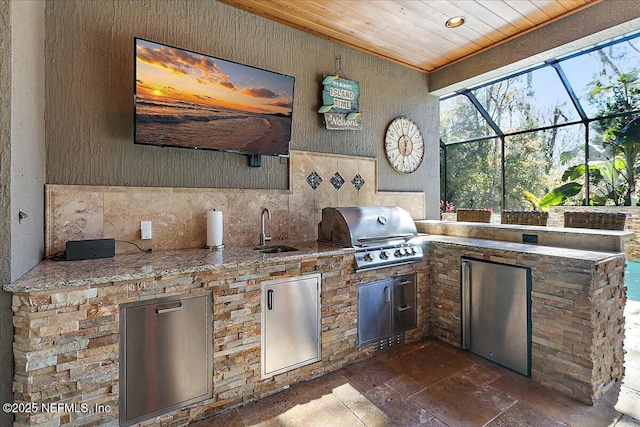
[393,301,417,333]
[393,275,416,303]
[357,273,418,347]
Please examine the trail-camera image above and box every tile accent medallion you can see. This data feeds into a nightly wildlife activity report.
[45,150,426,255]
[351,173,365,191]
[330,172,345,190]
[306,171,323,190]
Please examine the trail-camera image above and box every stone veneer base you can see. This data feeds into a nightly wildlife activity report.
[9,251,429,426]
[427,237,625,404]
[7,236,626,425]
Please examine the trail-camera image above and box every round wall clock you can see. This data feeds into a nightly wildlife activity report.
[384,116,425,174]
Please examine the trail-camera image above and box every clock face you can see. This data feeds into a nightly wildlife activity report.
[384,117,425,174]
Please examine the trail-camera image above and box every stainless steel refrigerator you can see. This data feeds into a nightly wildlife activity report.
[461,258,531,376]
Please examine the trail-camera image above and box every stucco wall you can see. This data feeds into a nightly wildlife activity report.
[44,0,439,215]
[0,1,11,424]
[2,0,47,422]
[11,0,45,280]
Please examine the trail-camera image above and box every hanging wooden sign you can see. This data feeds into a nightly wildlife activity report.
[318,75,362,130]
[323,112,362,130]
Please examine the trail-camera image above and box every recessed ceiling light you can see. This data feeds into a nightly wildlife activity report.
[445,16,466,28]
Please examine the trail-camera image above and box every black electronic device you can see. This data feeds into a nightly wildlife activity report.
[65,238,116,261]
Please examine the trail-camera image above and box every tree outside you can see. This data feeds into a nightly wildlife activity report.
[441,33,640,212]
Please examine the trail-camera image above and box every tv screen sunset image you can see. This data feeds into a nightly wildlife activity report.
[134,39,294,155]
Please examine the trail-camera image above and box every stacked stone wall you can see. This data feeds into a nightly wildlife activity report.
[10,254,430,426]
[428,242,625,404]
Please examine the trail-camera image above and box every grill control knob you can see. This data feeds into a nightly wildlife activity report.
[379,251,389,260]
[409,247,416,255]
[363,253,374,262]
[395,249,403,257]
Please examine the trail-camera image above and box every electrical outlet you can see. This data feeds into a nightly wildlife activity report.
[141,221,152,240]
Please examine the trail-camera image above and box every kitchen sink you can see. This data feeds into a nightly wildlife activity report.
[253,245,298,253]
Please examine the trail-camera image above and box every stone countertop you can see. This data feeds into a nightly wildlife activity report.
[416,219,632,253]
[421,234,624,262]
[5,234,624,294]
[416,219,633,237]
[3,241,353,293]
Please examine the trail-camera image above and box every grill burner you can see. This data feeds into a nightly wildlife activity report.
[318,206,424,270]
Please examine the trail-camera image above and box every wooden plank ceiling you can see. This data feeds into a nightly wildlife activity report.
[218,0,601,73]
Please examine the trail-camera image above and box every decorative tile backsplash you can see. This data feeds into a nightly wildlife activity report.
[330,172,345,190]
[306,171,323,190]
[46,150,425,255]
[352,174,365,191]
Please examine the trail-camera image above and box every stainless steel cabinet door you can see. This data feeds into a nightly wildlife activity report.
[462,258,530,376]
[262,274,321,378]
[120,292,212,426]
[357,279,392,346]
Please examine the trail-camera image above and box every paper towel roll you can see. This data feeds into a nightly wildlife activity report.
[206,210,223,248]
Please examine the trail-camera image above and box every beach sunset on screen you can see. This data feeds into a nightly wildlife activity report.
[136,39,292,115]
[134,39,294,155]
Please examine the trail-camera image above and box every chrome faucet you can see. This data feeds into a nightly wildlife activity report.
[260,208,272,246]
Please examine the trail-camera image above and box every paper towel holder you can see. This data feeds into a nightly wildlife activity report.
[205,209,225,250]
[205,244,225,250]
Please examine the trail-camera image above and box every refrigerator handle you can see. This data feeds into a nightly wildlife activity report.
[461,260,471,350]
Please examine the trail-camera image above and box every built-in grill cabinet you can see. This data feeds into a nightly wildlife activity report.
[357,273,417,348]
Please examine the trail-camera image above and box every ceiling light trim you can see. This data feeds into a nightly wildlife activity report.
[445,16,466,28]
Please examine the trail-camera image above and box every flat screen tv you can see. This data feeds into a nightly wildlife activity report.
[134,38,294,157]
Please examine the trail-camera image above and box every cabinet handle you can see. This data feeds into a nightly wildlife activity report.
[399,280,411,286]
[156,303,183,315]
[398,304,412,312]
[267,289,274,310]
[384,285,391,302]
[461,260,471,350]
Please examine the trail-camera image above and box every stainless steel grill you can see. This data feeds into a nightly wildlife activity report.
[318,206,424,270]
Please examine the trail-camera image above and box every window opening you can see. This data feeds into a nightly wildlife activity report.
[440,30,640,210]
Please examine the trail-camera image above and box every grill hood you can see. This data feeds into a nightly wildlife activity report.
[317,206,418,247]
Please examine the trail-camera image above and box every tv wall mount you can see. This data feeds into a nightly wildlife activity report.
[247,154,262,167]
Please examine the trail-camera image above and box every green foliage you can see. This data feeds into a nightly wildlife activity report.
[533,50,640,208]
[562,164,586,181]
[538,182,583,208]
[523,191,540,208]
[442,37,640,211]
[618,117,640,146]
[540,117,640,207]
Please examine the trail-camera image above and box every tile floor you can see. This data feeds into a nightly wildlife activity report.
[193,301,640,427]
